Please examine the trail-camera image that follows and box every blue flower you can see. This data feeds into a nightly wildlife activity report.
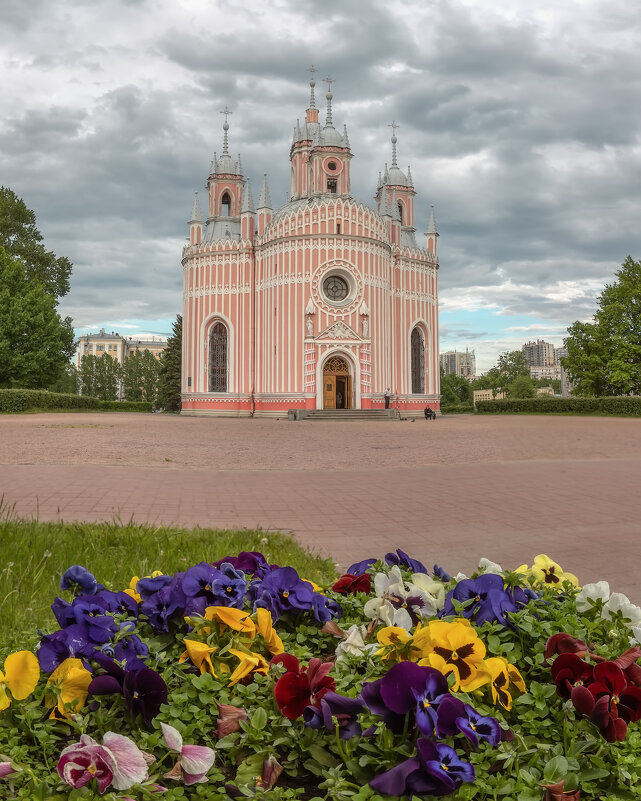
[385,549,428,574]
[303,691,366,739]
[140,580,186,632]
[181,562,247,611]
[346,558,376,576]
[440,574,517,627]
[60,565,102,596]
[433,564,451,582]
[37,624,95,672]
[249,566,340,623]
[435,696,501,748]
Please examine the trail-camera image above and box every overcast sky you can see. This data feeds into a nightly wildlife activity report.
[2,0,640,371]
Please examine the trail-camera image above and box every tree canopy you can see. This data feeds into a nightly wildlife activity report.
[0,187,72,301]
[0,248,75,389]
[78,353,121,401]
[564,256,641,396]
[122,350,161,403]
[157,315,182,412]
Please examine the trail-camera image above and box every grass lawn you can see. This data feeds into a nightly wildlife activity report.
[0,518,338,658]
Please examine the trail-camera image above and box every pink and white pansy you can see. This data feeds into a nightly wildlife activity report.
[57,732,149,792]
[160,722,216,785]
[363,565,444,631]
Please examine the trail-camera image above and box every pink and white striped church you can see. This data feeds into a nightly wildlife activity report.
[181,75,440,417]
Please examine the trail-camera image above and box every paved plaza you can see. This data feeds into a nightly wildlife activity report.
[1,412,640,598]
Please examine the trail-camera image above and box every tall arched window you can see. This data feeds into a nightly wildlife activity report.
[411,327,425,394]
[398,202,404,223]
[209,323,227,392]
[221,192,231,217]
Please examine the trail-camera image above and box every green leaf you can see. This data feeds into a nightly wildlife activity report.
[543,755,568,783]
[251,706,268,730]
[306,744,340,768]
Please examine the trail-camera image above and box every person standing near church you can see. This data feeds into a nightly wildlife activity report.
[384,388,391,409]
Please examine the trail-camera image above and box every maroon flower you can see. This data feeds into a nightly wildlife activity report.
[550,654,593,699]
[570,661,641,742]
[331,573,372,596]
[272,654,336,720]
[544,633,590,661]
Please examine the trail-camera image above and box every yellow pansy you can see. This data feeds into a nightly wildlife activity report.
[227,649,269,686]
[418,620,487,691]
[204,606,257,635]
[484,656,527,710]
[516,554,579,590]
[179,639,217,676]
[301,578,324,593]
[0,651,40,710]
[375,626,412,661]
[45,658,92,719]
[255,608,284,655]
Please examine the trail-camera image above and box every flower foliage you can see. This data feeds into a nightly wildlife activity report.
[2,549,641,800]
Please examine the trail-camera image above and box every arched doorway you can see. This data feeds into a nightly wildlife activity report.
[323,355,351,409]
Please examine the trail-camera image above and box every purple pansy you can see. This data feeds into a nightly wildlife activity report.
[371,738,475,798]
[433,564,451,582]
[435,696,501,748]
[346,558,377,576]
[60,565,103,596]
[89,653,168,724]
[181,562,247,614]
[249,566,341,623]
[440,573,518,627]
[361,662,444,734]
[412,670,451,736]
[303,691,366,739]
[38,623,98,672]
[212,551,271,577]
[136,574,174,600]
[385,549,428,574]
[139,579,186,632]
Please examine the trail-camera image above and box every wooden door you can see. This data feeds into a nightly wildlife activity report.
[323,375,336,409]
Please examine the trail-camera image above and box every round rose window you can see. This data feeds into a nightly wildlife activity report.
[323,275,349,302]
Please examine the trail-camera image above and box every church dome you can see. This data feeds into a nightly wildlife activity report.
[386,164,410,187]
[320,125,345,147]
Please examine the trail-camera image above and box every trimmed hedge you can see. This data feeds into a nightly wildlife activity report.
[0,389,100,413]
[475,395,641,416]
[98,400,153,412]
[441,403,475,414]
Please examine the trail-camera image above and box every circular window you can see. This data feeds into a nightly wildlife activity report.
[323,275,349,302]
[327,161,337,171]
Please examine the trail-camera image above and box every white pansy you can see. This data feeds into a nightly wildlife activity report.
[602,593,641,627]
[575,581,611,612]
[335,624,377,661]
[363,596,413,630]
[478,557,503,575]
[409,573,446,613]
[453,572,468,582]
[629,625,641,647]
[372,565,405,599]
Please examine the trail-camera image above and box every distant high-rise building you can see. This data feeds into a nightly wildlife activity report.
[440,349,476,379]
[522,339,555,367]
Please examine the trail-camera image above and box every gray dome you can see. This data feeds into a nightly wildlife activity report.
[215,153,238,175]
[386,165,411,187]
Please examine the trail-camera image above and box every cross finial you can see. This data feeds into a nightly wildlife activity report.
[388,120,399,166]
[324,75,335,91]
[220,106,232,154]
[307,64,318,77]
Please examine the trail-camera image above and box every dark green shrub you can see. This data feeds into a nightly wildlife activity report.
[475,395,641,415]
[441,403,475,414]
[0,389,100,413]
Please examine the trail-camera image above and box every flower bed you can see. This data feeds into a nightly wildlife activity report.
[2,550,641,799]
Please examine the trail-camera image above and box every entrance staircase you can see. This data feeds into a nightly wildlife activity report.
[300,409,400,421]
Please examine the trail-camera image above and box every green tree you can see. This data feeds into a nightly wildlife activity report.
[507,374,536,399]
[157,315,182,412]
[0,187,72,300]
[122,349,161,403]
[564,257,641,396]
[471,350,530,396]
[48,363,79,394]
[440,368,473,406]
[0,248,75,388]
[79,353,120,400]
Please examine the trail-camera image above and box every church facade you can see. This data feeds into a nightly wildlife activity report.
[181,77,440,417]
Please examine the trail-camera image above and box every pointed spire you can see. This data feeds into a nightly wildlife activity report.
[383,162,389,183]
[427,205,439,235]
[236,154,243,175]
[324,76,335,126]
[258,174,272,209]
[189,192,202,223]
[210,152,218,174]
[307,64,318,108]
[382,188,392,217]
[377,171,383,189]
[407,165,414,186]
[220,106,232,155]
[241,180,255,213]
[343,123,350,148]
[388,120,400,167]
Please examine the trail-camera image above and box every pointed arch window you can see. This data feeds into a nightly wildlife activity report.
[398,202,404,223]
[221,192,231,217]
[209,322,228,392]
[411,327,425,394]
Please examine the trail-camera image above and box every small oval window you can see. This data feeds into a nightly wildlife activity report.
[327,161,337,171]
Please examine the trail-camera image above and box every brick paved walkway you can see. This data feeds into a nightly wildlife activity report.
[1,413,640,598]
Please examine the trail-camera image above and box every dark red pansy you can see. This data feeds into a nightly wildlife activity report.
[271,654,336,720]
[544,633,589,661]
[331,574,372,596]
[550,653,593,699]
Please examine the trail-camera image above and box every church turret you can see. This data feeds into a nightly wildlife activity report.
[188,192,203,246]
[426,205,439,258]
[257,174,272,235]
[206,108,244,221]
[241,179,255,240]
[375,122,416,234]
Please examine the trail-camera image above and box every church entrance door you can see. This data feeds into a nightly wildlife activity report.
[322,356,352,409]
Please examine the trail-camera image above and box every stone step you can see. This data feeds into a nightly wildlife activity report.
[300,409,400,421]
